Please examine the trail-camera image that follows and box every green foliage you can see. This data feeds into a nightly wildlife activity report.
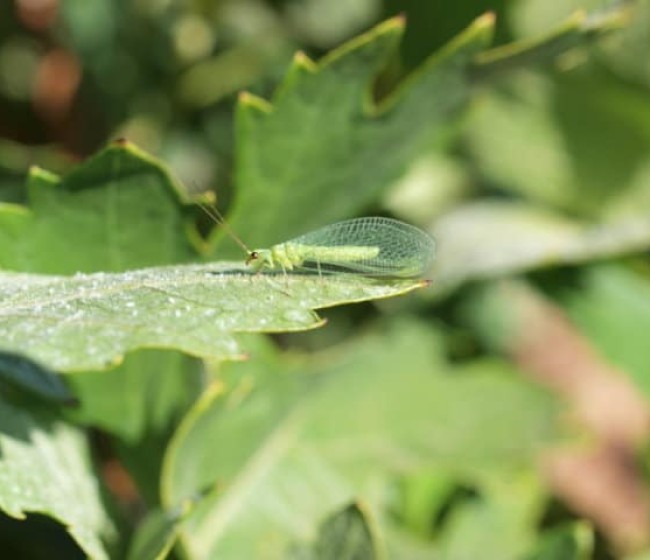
[0,393,115,560]
[289,502,381,560]
[0,144,194,273]
[0,261,424,371]
[160,325,556,558]
[524,523,594,560]
[563,264,650,397]
[226,15,490,249]
[126,502,194,560]
[0,1,648,559]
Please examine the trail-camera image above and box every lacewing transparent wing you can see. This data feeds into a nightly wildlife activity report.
[267,217,435,278]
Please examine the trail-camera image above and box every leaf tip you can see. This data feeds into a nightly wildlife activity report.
[474,11,497,31]
[388,12,407,28]
[106,354,125,369]
[237,91,272,114]
[27,165,59,184]
[578,4,632,33]
[107,137,147,157]
[111,136,130,147]
[292,51,317,72]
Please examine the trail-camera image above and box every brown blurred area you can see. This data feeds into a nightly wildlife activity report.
[0,1,84,151]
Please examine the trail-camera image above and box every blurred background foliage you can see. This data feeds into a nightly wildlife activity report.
[3,0,650,559]
[0,0,533,195]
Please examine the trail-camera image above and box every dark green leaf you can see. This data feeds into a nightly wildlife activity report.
[0,351,76,405]
[289,502,381,560]
[524,523,593,560]
[127,501,194,560]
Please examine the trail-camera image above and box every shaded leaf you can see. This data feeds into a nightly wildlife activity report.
[562,264,650,398]
[289,502,381,560]
[161,323,558,559]
[430,200,650,297]
[438,473,546,560]
[313,503,380,560]
[466,71,650,218]
[126,501,194,560]
[68,350,202,442]
[0,394,115,560]
[524,522,594,560]
[0,351,76,405]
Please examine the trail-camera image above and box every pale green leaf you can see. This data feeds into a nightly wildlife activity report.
[161,323,558,559]
[0,264,425,371]
[466,72,650,219]
[68,350,202,442]
[430,200,650,297]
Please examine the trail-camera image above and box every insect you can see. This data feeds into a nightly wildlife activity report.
[199,204,435,278]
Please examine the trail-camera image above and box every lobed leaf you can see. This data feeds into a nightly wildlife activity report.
[0,142,195,274]
[222,7,625,252]
[0,264,426,371]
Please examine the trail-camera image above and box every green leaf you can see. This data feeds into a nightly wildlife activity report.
[225,15,484,249]
[0,265,426,371]
[524,522,594,560]
[430,200,650,297]
[0,394,115,560]
[471,6,629,80]
[561,264,650,397]
[126,501,194,560]
[66,352,204,504]
[438,472,546,560]
[222,7,624,252]
[466,71,650,218]
[314,503,380,560]
[0,142,195,274]
[68,350,202,442]
[227,14,491,249]
[396,468,457,538]
[161,323,558,559]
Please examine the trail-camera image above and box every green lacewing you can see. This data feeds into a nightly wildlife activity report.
[200,204,435,278]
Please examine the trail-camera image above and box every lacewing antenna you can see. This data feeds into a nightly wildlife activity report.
[196,200,252,255]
